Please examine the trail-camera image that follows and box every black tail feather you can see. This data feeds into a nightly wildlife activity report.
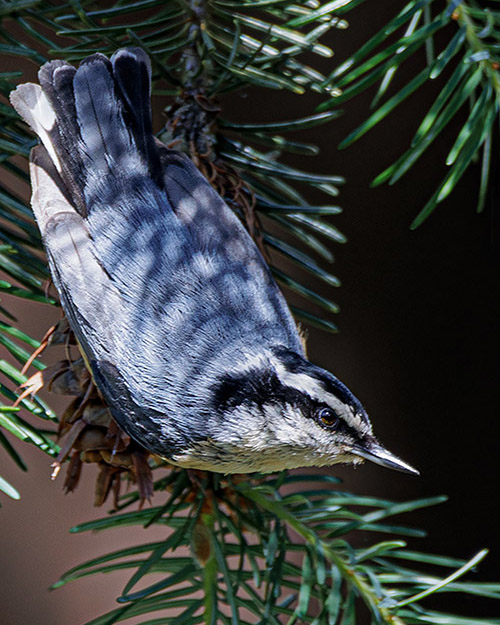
[13,48,161,214]
[73,53,131,175]
[37,60,87,214]
[111,48,162,186]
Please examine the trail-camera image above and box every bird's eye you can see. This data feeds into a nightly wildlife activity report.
[316,407,338,429]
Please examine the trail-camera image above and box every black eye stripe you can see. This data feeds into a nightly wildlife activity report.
[213,368,362,437]
[213,369,306,411]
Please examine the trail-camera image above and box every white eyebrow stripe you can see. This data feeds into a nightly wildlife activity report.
[274,364,371,434]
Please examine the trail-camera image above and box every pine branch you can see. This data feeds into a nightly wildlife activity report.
[323,0,500,226]
[52,473,500,625]
[0,0,350,496]
[0,2,497,624]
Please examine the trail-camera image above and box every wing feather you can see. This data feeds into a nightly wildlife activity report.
[13,50,305,458]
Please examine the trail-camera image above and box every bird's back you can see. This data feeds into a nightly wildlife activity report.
[10,48,302,455]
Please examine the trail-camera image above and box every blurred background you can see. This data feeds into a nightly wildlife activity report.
[1,3,499,624]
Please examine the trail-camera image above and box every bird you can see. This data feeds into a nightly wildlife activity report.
[10,47,418,476]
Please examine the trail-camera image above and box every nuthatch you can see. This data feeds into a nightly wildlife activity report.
[10,48,417,475]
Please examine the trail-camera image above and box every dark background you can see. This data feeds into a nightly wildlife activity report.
[1,4,499,623]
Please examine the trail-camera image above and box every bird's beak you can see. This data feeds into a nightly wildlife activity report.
[353,440,419,476]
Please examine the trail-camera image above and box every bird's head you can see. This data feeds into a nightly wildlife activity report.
[182,346,419,475]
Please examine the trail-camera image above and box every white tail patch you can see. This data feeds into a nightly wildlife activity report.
[10,83,62,173]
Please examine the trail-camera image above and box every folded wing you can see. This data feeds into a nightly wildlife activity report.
[10,48,303,450]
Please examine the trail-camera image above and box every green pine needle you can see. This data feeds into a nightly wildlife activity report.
[0,2,498,624]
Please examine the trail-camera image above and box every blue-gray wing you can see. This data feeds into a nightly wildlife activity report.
[13,48,302,438]
[28,146,202,455]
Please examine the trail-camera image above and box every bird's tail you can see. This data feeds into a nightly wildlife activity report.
[10,48,161,215]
